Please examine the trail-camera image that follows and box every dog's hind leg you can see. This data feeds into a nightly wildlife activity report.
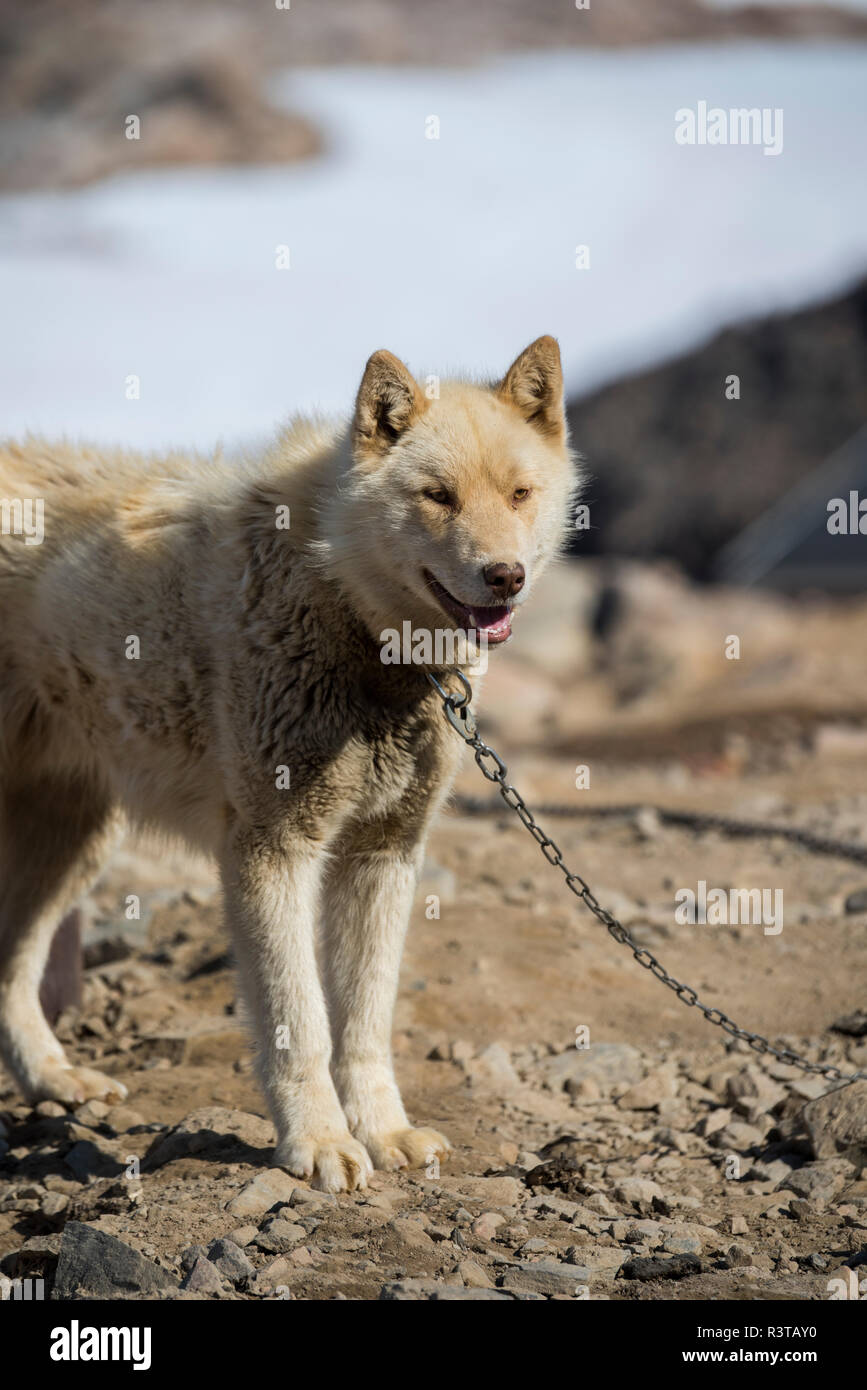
[0,771,126,1105]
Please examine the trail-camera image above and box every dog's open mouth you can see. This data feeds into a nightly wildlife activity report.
[423,570,513,644]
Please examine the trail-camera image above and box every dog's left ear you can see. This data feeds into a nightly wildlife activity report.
[497,335,565,443]
[351,349,427,463]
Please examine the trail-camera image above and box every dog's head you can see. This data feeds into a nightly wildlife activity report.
[326,337,579,660]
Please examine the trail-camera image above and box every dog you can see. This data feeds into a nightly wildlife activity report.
[0,335,577,1190]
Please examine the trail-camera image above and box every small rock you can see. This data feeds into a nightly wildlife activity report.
[528,1194,580,1220]
[464,1043,521,1091]
[11,1232,64,1264]
[724,1243,755,1268]
[380,1277,509,1301]
[288,1246,315,1267]
[788,1198,817,1222]
[248,1255,293,1295]
[459,1259,493,1288]
[103,1105,147,1134]
[521,1237,552,1254]
[613,1178,664,1211]
[830,1009,867,1038]
[540,1043,643,1092]
[618,1071,677,1112]
[498,1260,591,1297]
[40,1192,69,1218]
[584,1193,618,1218]
[64,1139,121,1181]
[225,1169,298,1217]
[472,1212,506,1241]
[619,1253,702,1282]
[288,1187,336,1209]
[227,1225,258,1247]
[663,1235,702,1255]
[633,807,661,840]
[623,1220,663,1245]
[181,1255,227,1294]
[180,1244,207,1272]
[255,1219,306,1253]
[74,1099,110,1126]
[388,1218,434,1250]
[697,1108,733,1138]
[206,1237,255,1283]
[780,1163,847,1203]
[568,1079,601,1104]
[790,1077,834,1101]
[712,1122,765,1151]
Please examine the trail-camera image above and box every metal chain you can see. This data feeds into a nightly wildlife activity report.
[426,669,867,1085]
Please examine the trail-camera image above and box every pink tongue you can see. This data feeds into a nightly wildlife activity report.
[467,605,512,639]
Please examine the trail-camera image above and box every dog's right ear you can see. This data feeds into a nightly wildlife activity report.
[351,350,426,463]
[497,335,565,444]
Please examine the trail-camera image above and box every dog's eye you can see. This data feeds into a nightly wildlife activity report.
[423,487,452,506]
[513,487,530,503]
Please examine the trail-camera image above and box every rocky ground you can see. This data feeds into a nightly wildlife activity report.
[1,561,866,1302]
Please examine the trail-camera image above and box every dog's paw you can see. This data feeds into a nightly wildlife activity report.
[364,1126,452,1173]
[29,1060,128,1107]
[274,1132,373,1193]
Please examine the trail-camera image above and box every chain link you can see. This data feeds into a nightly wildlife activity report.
[426,670,867,1085]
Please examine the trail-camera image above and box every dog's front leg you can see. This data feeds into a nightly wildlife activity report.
[220,825,372,1192]
[323,846,451,1174]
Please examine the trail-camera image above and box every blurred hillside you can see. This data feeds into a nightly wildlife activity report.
[2,0,867,189]
[566,280,867,579]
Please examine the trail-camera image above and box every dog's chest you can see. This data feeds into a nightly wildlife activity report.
[340,699,461,825]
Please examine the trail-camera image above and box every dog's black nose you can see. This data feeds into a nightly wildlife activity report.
[483,562,525,599]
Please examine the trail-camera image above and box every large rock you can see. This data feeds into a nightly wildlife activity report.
[53,1223,177,1299]
[803,1081,867,1167]
[145,1107,274,1168]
